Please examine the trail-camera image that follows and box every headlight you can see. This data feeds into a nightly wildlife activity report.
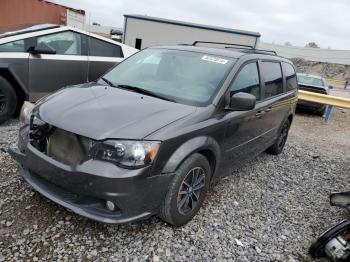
[19,102,35,125]
[89,140,161,168]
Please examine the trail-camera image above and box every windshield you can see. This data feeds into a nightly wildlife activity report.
[102,48,236,106]
[297,75,325,86]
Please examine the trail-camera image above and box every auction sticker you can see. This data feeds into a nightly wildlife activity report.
[201,55,228,64]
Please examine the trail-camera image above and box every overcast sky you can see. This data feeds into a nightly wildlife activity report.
[51,0,350,50]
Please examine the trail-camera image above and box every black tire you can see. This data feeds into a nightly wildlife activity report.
[266,119,291,155]
[316,106,326,117]
[0,76,17,124]
[309,220,350,259]
[159,153,211,226]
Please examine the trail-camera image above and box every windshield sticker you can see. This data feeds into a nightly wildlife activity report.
[201,55,228,64]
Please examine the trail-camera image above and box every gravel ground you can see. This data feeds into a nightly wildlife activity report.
[0,109,349,261]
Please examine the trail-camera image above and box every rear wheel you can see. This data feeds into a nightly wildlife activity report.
[316,106,326,117]
[0,76,17,124]
[159,153,211,226]
[266,119,290,155]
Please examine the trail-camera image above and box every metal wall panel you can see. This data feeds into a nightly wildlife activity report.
[124,17,259,49]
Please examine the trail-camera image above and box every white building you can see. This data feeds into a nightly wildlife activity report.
[66,9,85,30]
[123,15,260,50]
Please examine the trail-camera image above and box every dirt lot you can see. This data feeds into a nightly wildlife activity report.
[291,58,350,82]
[0,107,349,261]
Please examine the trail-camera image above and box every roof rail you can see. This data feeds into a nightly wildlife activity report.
[192,40,277,56]
[225,46,277,56]
[192,41,255,49]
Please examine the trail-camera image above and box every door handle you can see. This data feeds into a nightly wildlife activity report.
[255,111,264,118]
[265,107,272,112]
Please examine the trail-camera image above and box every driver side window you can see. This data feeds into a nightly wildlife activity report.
[229,62,260,100]
[37,31,81,55]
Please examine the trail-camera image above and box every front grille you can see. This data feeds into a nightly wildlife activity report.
[46,128,91,166]
[30,117,91,166]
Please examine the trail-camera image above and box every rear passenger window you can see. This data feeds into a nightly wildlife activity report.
[282,62,297,91]
[88,37,123,58]
[230,62,260,100]
[261,62,283,98]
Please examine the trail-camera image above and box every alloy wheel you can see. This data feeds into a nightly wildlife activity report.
[177,167,206,215]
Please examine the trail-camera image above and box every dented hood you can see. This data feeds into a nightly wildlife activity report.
[37,84,196,140]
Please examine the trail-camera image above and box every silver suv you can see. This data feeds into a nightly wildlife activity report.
[0,24,137,123]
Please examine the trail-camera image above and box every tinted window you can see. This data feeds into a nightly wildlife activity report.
[261,62,283,98]
[230,62,260,100]
[283,63,297,91]
[88,37,123,57]
[0,40,25,52]
[37,31,81,55]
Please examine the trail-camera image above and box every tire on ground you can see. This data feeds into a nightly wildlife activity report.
[159,153,211,226]
[0,76,17,124]
[266,119,291,155]
[317,106,326,117]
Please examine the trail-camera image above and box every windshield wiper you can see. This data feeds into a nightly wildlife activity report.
[101,77,117,88]
[116,84,176,102]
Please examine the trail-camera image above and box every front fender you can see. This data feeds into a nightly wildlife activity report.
[161,136,221,176]
[0,63,28,95]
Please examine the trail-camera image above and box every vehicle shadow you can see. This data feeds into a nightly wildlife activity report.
[295,107,321,117]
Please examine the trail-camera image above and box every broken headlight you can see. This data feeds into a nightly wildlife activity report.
[89,140,160,168]
[19,102,35,125]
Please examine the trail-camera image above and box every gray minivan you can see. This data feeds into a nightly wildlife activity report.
[0,24,137,123]
[10,42,298,226]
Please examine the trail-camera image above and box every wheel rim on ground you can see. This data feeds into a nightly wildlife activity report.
[309,220,350,258]
[177,167,206,215]
[278,123,289,149]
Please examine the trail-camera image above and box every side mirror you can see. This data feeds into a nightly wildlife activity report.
[328,85,333,89]
[28,42,56,55]
[229,92,256,111]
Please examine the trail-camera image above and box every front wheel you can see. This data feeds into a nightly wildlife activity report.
[159,153,211,226]
[0,76,17,124]
[266,119,290,155]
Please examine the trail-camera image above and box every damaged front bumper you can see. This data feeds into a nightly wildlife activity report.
[9,128,174,224]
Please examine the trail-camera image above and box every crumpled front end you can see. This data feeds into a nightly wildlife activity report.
[9,117,174,224]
